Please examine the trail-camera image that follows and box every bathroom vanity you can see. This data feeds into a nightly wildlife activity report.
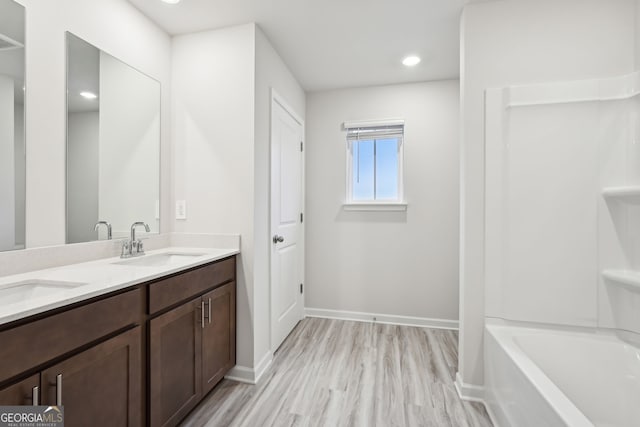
[0,248,237,427]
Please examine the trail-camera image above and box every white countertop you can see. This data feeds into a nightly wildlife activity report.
[0,246,239,326]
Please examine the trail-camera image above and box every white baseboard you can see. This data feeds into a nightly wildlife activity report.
[254,351,273,383]
[454,373,503,426]
[224,351,273,385]
[305,307,458,330]
[224,365,255,384]
[454,372,485,402]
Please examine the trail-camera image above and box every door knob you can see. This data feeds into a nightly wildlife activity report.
[272,235,284,244]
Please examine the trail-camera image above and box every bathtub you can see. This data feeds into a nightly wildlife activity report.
[484,323,640,427]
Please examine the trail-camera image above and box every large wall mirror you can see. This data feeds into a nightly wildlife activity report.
[66,33,160,244]
[0,0,25,252]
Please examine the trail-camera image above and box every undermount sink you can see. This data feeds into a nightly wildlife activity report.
[112,253,206,267]
[0,280,87,305]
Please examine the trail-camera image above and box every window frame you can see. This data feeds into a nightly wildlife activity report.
[343,120,406,211]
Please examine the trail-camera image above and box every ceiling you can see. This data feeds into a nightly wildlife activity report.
[127,0,466,91]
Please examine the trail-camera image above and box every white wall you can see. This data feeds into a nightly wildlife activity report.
[0,75,15,251]
[14,0,171,248]
[460,0,636,387]
[172,24,257,369]
[482,91,637,335]
[99,51,160,237]
[67,111,99,243]
[172,23,305,373]
[254,27,305,362]
[305,80,460,322]
[484,99,602,326]
[598,93,640,337]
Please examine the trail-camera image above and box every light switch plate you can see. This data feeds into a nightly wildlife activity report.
[176,200,187,220]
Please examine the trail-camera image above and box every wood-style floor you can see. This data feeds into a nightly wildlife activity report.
[181,318,493,427]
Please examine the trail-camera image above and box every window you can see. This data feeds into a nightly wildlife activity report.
[344,120,405,210]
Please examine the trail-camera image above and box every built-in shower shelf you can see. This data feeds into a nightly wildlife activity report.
[602,269,640,292]
[602,186,640,203]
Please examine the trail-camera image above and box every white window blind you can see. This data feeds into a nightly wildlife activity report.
[346,124,404,141]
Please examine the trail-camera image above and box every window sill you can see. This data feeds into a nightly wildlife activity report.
[342,202,407,212]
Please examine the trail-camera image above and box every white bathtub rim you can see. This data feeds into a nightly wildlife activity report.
[486,317,603,334]
[486,323,594,427]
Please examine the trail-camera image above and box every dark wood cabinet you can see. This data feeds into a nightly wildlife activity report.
[0,374,40,406]
[202,282,236,395]
[149,298,203,427]
[149,279,236,427]
[0,256,236,427]
[41,327,142,427]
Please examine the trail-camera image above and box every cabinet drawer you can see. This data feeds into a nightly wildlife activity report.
[149,257,235,314]
[0,289,141,383]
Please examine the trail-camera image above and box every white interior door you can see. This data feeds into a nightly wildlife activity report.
[271,95,304,352]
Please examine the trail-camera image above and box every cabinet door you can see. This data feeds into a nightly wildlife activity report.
[0,374,40,405]
[41,327,141,427]
[149,298,202,427]
[202,282,236,395]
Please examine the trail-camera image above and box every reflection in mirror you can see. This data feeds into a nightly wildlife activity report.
[66,33,160,244]
[0,0,25,252]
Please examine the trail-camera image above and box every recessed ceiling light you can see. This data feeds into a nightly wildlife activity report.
[80,91,97,100]
[402,55,421,67]
[161,0,181,4]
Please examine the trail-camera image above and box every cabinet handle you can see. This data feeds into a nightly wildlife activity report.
[208,298,212,324]
[56,374,62,406]
[32,386,39,406]
[201,303,205,329]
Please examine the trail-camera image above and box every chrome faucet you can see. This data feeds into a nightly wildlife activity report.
[131,221,150,242]
[94,221,112,240]
[121,222,151,258]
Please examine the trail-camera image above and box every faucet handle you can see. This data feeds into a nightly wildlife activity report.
[121,241,130,258]
[136,240,145,255]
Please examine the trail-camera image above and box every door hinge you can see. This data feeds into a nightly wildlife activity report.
[300,141,303,152]
[300,283,303,294]
[300,212,303,223]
